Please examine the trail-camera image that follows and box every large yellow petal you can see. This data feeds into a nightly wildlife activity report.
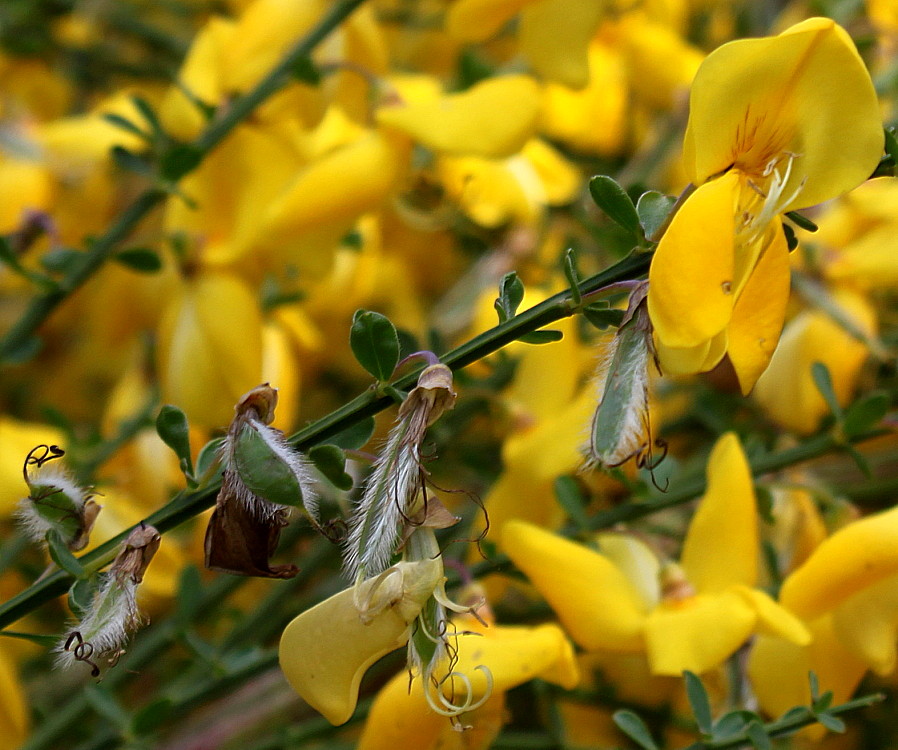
[156,272,263,428]
[732,586,810,645]
[683,18,882,208]
[519,0,605,89]
[653,330,727,377]
[644,591,755,675]
[726,225,790,394]
[501,521,647,652]
[780,505,898,620]
[377,76,539,159]
[831,570,898,675]
[680,433,758,593]
[647,173,738,349]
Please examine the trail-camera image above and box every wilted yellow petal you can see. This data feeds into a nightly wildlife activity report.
[780,505,898,620]
[519,0,605,89]
[156,272,263,427]
[279,586,411,726]
[377,76,539,159]
[644,590,755,675]
[831,571,898,674]
[683,18,882,208]
[680,433,757,593]
[647,174,738,349]
[501,521,647,652]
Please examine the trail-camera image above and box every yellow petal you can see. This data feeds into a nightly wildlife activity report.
[726,226,790,394]
[683,18,882,208]
[653,330,727,377]
[826,224,898,290]
[780,505,898,620]
[732,586,810,645]
[644,591,755,675]
[680,433,758,593]
[279,585,411,726]
[647,174,738,349]
[156,272,263,427]
[596,533,661,611]
[0,647,28,749]
[501,520,647,652]
[377,75,539,159]
[831,571,898,674]
[261,321,301,433]
[752,290,876,434]
[357,675,444,750]
[445,0,533,43]
[748,616,867,729]
[519,0,605,89]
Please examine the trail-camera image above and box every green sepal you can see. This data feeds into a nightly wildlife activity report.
[47,530,86,578]
[589,176,641,237]
[636,190,676,242]
[232,423,305,508]
[350,309,400,382]
[308,445,353,491]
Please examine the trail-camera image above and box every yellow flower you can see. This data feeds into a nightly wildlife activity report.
[752,290,876,434]
[647,18,882,393]
[357,617,578,750]
[502,433,810,675]
[748,505,898,727]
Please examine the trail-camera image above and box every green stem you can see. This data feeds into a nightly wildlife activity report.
[0,250,650,629]
[0,0,369,365]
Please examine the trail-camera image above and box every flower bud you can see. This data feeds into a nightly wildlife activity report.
[17,445,100,552]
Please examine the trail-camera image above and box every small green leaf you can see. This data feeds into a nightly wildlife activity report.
[350,310,400,381]
[746,720,772,750]
[159,143,203,182]
[114,248,162,273]
[101,113,149,140]
[711,710,754,740]
[842,391,889,438]
[589,176,641,237]
[684,671,713,735]
[494,271,525,323]
[785,210,818,233]
[612,710,658,750]
[813,691,834,713]
[330,416,376,450]
[779,706,813,724]
[843,443,872,478]
[130,95,163,136]
[884,127,898,166]
[47,531,85,578]
[0,631,59,648]
[816,712,846,733]
[782,222,799,251]
[755,485,776,525]
[811,362,843,422]
[156,405,194,477]
[582,306,626,331]
[563,249,581,306]
[519,329,563,345]
[309,444,353,491]
[111,145,152,177]
[808,671,821,701]
[290,56,322,85]
[636,190,676,241]
[40,247,82,275]
[554,476,589,530]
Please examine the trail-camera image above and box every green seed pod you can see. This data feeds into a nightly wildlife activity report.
[232,420,310,510]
